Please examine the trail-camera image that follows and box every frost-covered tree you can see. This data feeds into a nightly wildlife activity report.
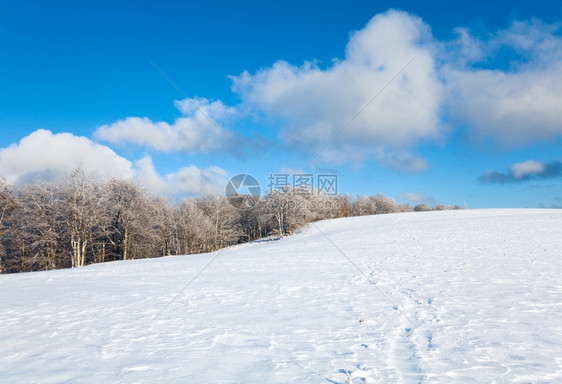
[369,194,398,214]
[105,179,147,261]
[0,168,461,274]
[61,170,104,267]
[175,198,213,254]
[414,203,432,212]
[197,195,242,250]
[0,178,16,273]
[152,196,177,257]
[11,182,66,271]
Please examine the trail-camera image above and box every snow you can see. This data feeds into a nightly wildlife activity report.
[1,209,562,383]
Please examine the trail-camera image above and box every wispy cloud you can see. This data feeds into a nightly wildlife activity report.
[478,160,562,184]
[398,192,436,204]
[445,20,562,147]
[376,151,429,173]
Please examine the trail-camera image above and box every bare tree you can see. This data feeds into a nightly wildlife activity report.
[333,194,353,218]
[150,196,177,257]
[61,170,105,267]
[105,180,141,260]
[197,195,242,250]
[103,179,163,261]
[237,199,273,241]
[11,182,67,271]
[175,198,214,254]
[414,203,432,212]
[264,190,289,237]
[0,167,463,274]
[369,194,398,214]
[263,189,318,236]
[0,178,17,273]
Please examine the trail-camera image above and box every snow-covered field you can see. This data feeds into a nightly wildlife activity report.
[1,209,561,383]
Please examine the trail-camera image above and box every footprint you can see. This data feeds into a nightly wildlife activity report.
[390,323,425,382]
[427,333,435,351]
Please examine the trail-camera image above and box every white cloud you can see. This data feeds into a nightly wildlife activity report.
[446,28,485,66]
[445,20,562,147]
[10,12,561,189]
[135,156,227,196]
[376,150,429,173]
[90,13,562,173]
[166,165,227,196]
[0,129,228,197]
[94,97,237,153]
[494,20,562,64]
[230,14,562,159]
[446,66,562,146]
[511,160,545,179]
[134,156,168,193]
[0,129,134,185]
[230,10,444,165]
[478,160,562,183]
[398,192,436,204]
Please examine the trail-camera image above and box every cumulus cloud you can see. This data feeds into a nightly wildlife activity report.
[231,15,562,158]
[135,156,227,196]
[8,12,562,189]
[0,129,228,197]
[230,10,444,166]
[478,160,562,184]
[445,20,562,147]
[0,129,135,185]
[89,12,562,172]
[95,97,238,153]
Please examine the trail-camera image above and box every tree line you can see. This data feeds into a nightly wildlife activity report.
[0,170,461,273]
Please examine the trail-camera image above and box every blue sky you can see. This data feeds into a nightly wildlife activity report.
[1,0,561,208]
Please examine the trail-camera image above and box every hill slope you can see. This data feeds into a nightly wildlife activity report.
[1,209,562,383]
